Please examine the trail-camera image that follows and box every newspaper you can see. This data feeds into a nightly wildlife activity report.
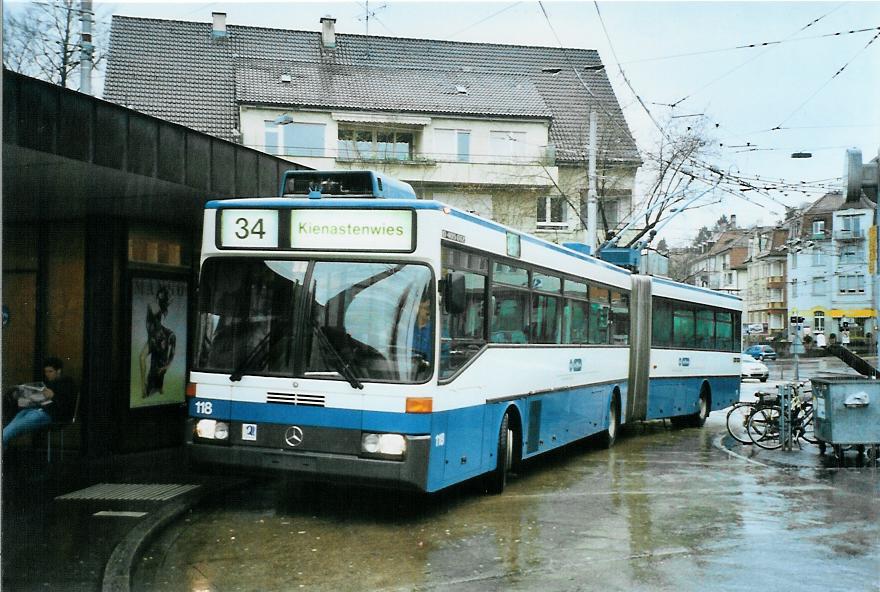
[15,382,48,408]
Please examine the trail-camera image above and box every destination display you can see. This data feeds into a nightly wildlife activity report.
[290,209,414,251]
[218,208,414,251]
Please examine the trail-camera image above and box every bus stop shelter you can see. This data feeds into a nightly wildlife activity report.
[2,70,305,457]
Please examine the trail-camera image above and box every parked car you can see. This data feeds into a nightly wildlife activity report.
[741,354,769,382]
[743,344,777,361]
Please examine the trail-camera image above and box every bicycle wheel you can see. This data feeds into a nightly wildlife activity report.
[748,407,782,450]
[726,403,755,445]
[798,409,818,445]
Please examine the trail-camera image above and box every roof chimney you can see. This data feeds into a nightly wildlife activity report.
[730,214,737,228]
[212,12,227,38]
[320,15,336,49]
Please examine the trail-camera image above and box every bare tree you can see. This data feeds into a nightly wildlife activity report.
[3,0,106,89]
[605,119,716,249]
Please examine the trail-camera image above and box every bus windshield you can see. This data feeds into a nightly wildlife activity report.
[195,258,434,384]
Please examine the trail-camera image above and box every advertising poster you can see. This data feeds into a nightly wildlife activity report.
[129,277,187,408]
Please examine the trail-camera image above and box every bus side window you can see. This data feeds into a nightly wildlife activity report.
[491,288,529,344]
[440,268,487,379]
[610,291,629,346]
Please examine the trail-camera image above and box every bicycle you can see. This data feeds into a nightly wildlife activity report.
[747,383,817,450]
[725,390,779,445]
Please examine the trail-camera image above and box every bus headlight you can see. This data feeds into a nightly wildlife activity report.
[214,422,229,440]
[195,419,229,440]
[361,433,407,458]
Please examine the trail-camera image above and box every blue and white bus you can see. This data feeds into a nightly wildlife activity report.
[187,170,742,493]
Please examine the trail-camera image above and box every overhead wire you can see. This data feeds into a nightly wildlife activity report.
[772,29,880,129]
[657,4,851,110]
[620,22,874,65]
[445,2,523,39]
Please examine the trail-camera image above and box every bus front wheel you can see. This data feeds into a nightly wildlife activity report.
[487,412,514,494]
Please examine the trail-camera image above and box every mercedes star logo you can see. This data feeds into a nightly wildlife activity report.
[284,425,304,447]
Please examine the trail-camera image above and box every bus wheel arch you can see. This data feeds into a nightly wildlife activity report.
[486,405,521,494]
[599,388,621,449]
[673,381,711,428]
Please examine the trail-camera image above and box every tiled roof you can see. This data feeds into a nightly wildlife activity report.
[235,58,551,118]
[104,16,640,163]
[705,229,749,256]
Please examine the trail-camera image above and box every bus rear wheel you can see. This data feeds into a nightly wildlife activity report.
[672,388,710,428]
[487,412,514,494]
[598,396,620,449]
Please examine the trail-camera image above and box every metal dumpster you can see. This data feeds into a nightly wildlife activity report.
[811,376,880,459]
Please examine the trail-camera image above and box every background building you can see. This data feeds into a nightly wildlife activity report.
[744,227,788,339]
[786,190,876,346]
[103,13,641,246]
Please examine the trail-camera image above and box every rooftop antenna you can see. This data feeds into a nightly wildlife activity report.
[358,1,387,36]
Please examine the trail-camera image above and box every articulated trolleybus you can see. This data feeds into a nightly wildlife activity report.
[188,170,742,493]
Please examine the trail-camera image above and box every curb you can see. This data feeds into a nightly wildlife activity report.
[101,485,209,592]
[713,433,769,467]
[101,478,246,592]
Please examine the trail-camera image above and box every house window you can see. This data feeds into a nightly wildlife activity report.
[769,314,784,330]
[337,127,413,161]
[839,246,861,264]
[811,277,825,296]
[814,311,825,332]
[264,121,325,157]
[489,130,528,162]
[537,196,568,228]
[838,274,866,294]
[434,129,471,163]
[790,253,797,269]
[812,248,824,267]
[839,214,862,235]
[811,220,825,236]
[791,281,798,298]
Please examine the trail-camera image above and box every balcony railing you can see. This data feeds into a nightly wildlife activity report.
[834,229,864,241]
[767,276,784,287]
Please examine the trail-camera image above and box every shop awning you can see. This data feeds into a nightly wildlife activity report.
[829,309,876,318]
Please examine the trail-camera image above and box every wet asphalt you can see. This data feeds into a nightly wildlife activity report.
[131,362,880,592]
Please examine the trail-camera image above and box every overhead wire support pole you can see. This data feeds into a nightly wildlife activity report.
[80,0,93,95]
[586,110,598,254]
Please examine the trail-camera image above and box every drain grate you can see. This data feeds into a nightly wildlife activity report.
[56,483,200,501]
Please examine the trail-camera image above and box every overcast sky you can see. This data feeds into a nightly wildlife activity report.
[28,1,880,244]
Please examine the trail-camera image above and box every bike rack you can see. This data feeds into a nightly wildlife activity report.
[778,384,794,451]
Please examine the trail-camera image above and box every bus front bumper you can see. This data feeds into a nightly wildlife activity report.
[187,437,431,491]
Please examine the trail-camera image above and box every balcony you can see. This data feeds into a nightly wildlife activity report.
[767,276,784,288]
[768,302,786,312]
[834,229,864,241]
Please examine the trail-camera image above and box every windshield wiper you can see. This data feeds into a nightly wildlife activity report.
[229,332,271,382]
[312,323,364,390]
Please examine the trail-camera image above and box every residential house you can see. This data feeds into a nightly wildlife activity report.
[685,225,749,295]
[103,14,640,245]
[786,191,876,343]
[745,227,788,338]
